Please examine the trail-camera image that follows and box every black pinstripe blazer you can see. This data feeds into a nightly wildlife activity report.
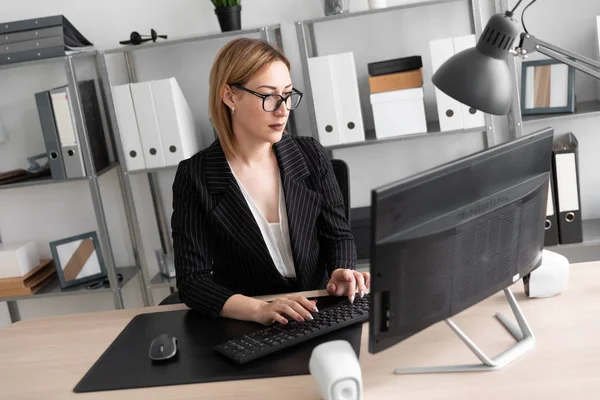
[171,134,357,318]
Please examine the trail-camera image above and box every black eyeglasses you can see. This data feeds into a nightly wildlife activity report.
[231,84,303,112]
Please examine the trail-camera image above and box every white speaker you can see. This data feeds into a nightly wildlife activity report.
[524,249,570,298]
[309,340,363,400]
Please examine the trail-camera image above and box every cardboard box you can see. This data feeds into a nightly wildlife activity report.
[368,68,423,94]
[0,259,56,297]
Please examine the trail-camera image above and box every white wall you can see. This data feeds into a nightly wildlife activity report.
[1,0,599,327]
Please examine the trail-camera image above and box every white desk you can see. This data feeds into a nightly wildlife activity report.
[1,262,599,399]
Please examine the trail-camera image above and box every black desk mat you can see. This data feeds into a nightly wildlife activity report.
[74,295,363,393]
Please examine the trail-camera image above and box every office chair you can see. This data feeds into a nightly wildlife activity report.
[158,159,351,306]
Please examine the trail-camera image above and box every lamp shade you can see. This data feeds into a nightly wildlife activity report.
[432,12,522,116]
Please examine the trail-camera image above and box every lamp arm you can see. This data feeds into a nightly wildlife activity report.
[517,33,600,80]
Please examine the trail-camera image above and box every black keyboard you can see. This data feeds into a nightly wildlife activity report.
[215,295,370,364]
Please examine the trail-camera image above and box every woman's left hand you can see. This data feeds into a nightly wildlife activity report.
[327,268,371,303]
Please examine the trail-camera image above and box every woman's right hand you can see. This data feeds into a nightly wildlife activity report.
[254,294,319,326]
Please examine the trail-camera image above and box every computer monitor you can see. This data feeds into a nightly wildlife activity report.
[368,127,554,361]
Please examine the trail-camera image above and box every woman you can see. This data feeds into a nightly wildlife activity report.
[171,38,369,326]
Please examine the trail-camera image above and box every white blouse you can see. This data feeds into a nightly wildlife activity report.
[228,164,297,278]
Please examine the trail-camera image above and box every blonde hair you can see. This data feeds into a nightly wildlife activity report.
[209,38,291,159]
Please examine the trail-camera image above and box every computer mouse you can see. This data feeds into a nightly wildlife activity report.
[149,333,178,361]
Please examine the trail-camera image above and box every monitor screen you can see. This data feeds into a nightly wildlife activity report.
[368,127,554,354]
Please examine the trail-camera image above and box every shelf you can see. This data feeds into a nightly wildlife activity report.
[544,219,600,264]
[151,272,177,289]
[0,266,138,302]
[128,164,178,175]
[0,162,119,192]
[0,50,95,72]
[300,0,459,25]
[523,101,600,125]
[546,219,600,250]
[103,25,281,55]
[325,122,485,151]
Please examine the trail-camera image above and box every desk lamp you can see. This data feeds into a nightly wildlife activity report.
[432,0,600,115]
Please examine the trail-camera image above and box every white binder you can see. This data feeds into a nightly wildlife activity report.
[151,78,202,167]
[555,153,579,213]
[49,86,86,178]
[130,81,166,169]
[307,55,343,146]
[429,38,463,131]
[112,84,146,171]
[452,34,485,129]
[331,53,365,144]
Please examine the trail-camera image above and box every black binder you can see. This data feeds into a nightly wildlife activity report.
[0,15,92,66]
[78,80,110,174]
[35,90,66,180]
[0,26,63,45]
[544,168,559,246]
[552,132,583,244]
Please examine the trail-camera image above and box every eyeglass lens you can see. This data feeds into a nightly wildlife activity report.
[263,92,302,112]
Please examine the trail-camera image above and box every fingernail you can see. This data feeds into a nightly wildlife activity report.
[350,295,355,303]
[297,317,304,322]
[306,314,314,320]
[312,306,319,312]
[360,290,364,298]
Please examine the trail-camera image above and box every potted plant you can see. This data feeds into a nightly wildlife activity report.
[212,0,242,32]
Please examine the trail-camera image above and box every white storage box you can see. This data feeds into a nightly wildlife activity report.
[0,242,40,279]
[370,88,427,138]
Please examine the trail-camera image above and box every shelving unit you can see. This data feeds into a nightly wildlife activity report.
[295,0,501,151]
[0,52,140,323]
[95,25,286,300]
[295,0,600,268]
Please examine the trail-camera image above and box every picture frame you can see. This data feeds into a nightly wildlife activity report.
[521,59,575,115]
[49,231,107,289]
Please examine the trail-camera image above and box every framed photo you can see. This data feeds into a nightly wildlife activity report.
[521,59,575,115]
[49,231,107,289]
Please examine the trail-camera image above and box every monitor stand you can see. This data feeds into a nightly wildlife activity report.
[394,288,535,374]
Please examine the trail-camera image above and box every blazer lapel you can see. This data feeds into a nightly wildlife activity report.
[274,135,322,282]
[204,142,283,281]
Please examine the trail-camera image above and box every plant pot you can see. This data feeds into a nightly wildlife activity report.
[215,5,242,32]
